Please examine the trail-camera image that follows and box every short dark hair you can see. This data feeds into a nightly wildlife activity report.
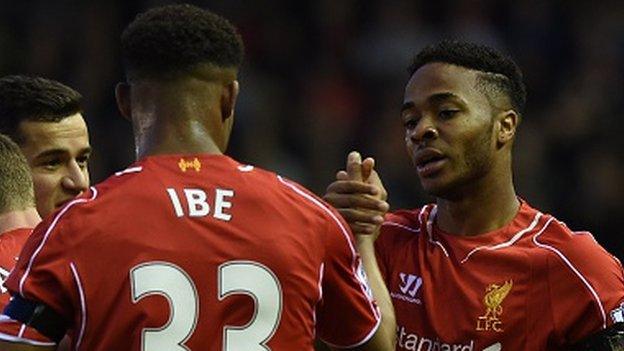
[121,4,244,81]
[0,75,83,144]
[408,40,526,115]
[0,133,34,212]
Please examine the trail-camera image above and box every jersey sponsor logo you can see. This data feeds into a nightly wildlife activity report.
[483,343,502,351]
[611,303,624,323]
[390,273,422,304]
[397,325,475,351]
[0,266,10,294]
[476,280,513,333]
[178,157,201,172]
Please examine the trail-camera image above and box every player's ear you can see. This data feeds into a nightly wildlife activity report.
[115,82,131,121]
[496,110,519,146]
[220,80,239,123]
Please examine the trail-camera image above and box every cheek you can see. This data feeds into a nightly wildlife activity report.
[83,169,91,184]
[462,128,494,170]
[31,173,59,202]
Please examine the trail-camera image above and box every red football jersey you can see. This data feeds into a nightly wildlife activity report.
[0,154,379,350]
[376,200,624,350]
[0,228,31,309]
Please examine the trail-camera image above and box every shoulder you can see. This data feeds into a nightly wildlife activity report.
[532,216,620,268]
[381,205,432,237]
[376,205,433,252]
[533,214,624,322]
[273,174,345,225]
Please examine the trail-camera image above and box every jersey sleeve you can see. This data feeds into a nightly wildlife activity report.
[543,229,624,345]
[0,209,79,345]
[316,207,381,348]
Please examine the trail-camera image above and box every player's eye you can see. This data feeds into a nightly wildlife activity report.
[77,155,90,168]
[438,109,459,119]
[403,118,419,131]
[42,158,62,170]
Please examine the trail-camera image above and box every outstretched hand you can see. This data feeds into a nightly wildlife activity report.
[323,151,388,239]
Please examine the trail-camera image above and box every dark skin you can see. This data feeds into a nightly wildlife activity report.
[325,62,520,237]
[1,64,396,351]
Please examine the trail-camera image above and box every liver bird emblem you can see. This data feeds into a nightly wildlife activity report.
[484,280,513,318]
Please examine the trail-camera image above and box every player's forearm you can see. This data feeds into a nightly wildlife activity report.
[354,235,396,351]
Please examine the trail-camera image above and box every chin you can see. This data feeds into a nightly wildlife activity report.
[419,177,460,200]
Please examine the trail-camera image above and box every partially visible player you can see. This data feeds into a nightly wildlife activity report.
[0,134,40,309]
[324,40,624,350]
[0,4,395,351]
[0,76,91,219]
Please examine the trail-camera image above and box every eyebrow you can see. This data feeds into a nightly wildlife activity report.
[34,147,93,159]
[428,92,464,104]
[401,92,467,113]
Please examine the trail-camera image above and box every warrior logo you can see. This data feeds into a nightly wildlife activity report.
[178,157,201,172]
[390,273,423,304]
[476,280,513,333]
[611,303,624,323]
[0,266,10,294]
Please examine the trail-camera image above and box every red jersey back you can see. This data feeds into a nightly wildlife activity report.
[1,154,379,350]
[375,200,624,350]
[0,228,31,309]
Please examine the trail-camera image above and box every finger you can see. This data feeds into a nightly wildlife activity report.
[361,157,375,181]
[336,170,349,181]
[325,180,379,195]
[366,169,388,200]
[346,151,363,181]
[323,193,389,211]
[336,208,385,224]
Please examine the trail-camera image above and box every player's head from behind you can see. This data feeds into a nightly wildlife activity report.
[401,40,526,199]
[0,133,35,214]
[116,4,244,158]
[0,75,91,218]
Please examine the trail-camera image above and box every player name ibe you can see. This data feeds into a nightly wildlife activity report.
[166,187,234,221]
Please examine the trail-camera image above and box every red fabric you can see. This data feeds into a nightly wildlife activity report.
[375,201,624,350]
[0,228,31,309]
[0,154,379,350]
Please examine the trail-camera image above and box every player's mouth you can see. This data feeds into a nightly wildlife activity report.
[414,149,446,177]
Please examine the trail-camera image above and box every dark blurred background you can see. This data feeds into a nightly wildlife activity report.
[1,0,621,258]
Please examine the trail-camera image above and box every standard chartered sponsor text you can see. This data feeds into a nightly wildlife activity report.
[397,326,475,351]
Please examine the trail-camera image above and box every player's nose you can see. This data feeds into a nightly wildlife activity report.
[409,116,439,144]
[62,162,89,193]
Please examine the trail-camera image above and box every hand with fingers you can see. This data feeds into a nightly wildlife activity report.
[323,151,389,240]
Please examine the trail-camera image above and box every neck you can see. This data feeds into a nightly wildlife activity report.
[136,116,224,159]
[0,208,41,234]
[132,81,226,159]
[435,167,519,236]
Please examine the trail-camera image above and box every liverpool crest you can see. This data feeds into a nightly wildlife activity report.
[476,280,513,332]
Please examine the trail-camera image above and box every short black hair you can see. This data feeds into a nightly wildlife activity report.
[408,40,526,115]
[0,75,83,144]
[121,4,244,81]
[0,133,34,212]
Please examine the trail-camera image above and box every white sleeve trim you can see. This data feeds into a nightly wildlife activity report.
[0,331,56,346]
[70,262,87,350]
[19,187,98,297]
[277,176,380,318]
